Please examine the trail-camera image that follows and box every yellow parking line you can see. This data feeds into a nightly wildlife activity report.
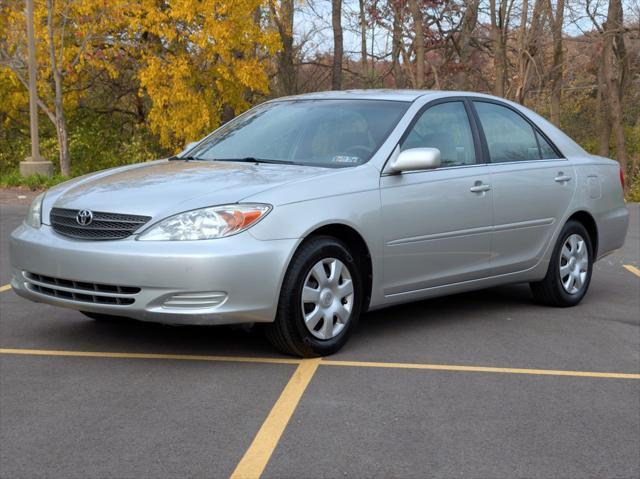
[0,284,11,293]
[0,348,300,366]
[623,264,640,278]
[322,360,640,379]
[1,348,638,379]
[230,358,320,479]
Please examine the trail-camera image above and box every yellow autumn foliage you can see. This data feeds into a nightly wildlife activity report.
[128,0,280,150]
[0,0,128,114]
[1,0,279,152]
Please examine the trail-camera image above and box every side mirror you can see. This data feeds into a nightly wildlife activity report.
[389,147,441,173]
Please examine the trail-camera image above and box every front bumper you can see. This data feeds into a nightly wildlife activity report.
[9,224,297,325]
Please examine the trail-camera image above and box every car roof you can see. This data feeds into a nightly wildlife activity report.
[272,89,440,102]
[271,89,522,104]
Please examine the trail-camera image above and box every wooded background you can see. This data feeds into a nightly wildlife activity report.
[0,0,638,194]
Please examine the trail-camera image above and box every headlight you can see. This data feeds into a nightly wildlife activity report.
[25,192,44,228]
[138,204,271,241]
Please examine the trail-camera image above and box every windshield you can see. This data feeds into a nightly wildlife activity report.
[189,99,410,167]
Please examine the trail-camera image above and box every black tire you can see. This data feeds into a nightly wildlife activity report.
[265,236,363,357]
[530,220,593,307]
[81,311,128,323]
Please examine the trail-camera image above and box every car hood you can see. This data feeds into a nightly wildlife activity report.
[44,159,330,223]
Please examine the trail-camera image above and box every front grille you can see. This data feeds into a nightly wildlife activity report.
[50,208,151,240]
[24,272,140,305]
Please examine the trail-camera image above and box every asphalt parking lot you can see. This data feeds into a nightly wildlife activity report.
[1,194,639,479]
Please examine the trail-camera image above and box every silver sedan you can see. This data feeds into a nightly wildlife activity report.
[9,90,629,357]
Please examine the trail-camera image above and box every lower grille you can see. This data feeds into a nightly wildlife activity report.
[24,272,140,306]
[50,208,151,240]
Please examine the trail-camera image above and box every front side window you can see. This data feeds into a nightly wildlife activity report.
[401,101,477,167]
[474,101,551,163]
[189,100,410,168]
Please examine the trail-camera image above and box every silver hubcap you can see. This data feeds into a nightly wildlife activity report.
[559,233,589,295]
[301,258,354,340]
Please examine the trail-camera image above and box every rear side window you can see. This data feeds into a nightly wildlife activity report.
[474,101,545,163]
[401,101,476,167]
[536,131,559,159]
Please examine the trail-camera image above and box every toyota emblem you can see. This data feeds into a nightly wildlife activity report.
[76,209,94,226]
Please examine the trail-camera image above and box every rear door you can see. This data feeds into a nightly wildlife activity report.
[380,99,493,296]
[471,100,576,275]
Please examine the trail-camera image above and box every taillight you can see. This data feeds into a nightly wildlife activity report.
[619,166,625,190]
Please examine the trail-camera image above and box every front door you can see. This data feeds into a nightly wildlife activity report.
[380,100,493,296]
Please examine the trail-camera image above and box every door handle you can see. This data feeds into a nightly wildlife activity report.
[554,173,572,183]
[470,183,492,193]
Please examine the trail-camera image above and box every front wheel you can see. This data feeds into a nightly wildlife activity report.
[265,236,363,357]
[530,220,593,307]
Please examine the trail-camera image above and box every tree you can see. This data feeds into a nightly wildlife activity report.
[359,0,368,79]
[597,57,612,157]
[408,0,425,87]
[2,0,638,194]
[457,0,480,89]
[601,0,628,175]
[548,0,565,126]
[126,0,279,150]
[269,0,296,95]
[0,0,125,175]
[391,0,407,88]
[514,0,545,105]
[459,0,479,63]
[332,0,343,89]
[489,0,512,97]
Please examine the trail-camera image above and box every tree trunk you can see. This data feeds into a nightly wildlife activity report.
[408,0,425,88]
[271,0,296,95]
[54,109,70,176]
[515,0,544,105]
[490,0,508,97]
[460,0,479,63]
[282,0,296,94]
[447,0,480,90]
[331,0,343,90]
[597,60,611,157]
[391,0,405,88]
[46,0,70,175]
[602,0,627,176]
[549,0,564,126]
[358,0,367,81]
[515,0,529,103]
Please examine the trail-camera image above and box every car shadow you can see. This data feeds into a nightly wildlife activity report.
[72,317,276,357]
[360,283,535,331]
[58,283,536,358]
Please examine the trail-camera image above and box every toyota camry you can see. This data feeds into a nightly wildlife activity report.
[9,90,629,357]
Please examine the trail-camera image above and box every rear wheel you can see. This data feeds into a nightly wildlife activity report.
[530,220,593,307]
[265,236,362,357]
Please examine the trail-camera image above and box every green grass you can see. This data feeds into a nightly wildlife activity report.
[0,170,70,191]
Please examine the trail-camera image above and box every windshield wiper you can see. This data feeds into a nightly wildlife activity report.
[168,155,203,161]
[215,157,296,165]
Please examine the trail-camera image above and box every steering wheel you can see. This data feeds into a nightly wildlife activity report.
[342,145,373,159]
